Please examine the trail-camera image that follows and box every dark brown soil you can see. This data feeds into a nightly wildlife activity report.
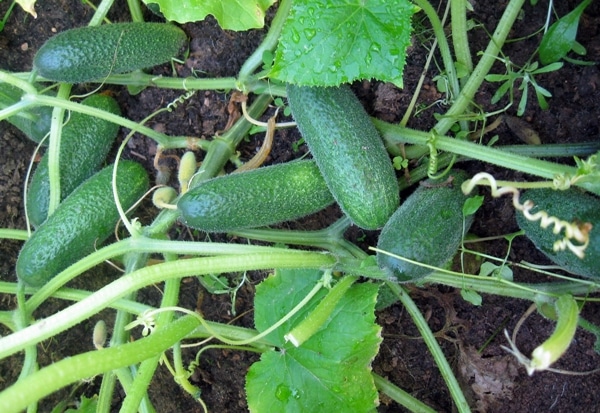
[1,1,600,412]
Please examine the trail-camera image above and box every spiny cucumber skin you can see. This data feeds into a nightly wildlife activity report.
[286,84,399,230]
[26,94,121,228]
[177,160,335,232]
[377,170,473,283]
[516,188,600,279]
[34,22,187,83]
[17,161,149,287]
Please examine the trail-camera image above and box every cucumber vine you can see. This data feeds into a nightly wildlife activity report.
[0,0,599,412]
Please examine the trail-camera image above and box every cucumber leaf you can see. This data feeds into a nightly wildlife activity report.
[15,0,37,18]
[142,0,275,30]
[539,0,592,65]
[270,0,416,87]
[246,268,381,412]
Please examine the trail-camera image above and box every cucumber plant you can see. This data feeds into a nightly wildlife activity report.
[0,1,599,413]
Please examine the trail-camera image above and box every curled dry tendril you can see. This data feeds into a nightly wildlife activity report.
[462,172,591,259]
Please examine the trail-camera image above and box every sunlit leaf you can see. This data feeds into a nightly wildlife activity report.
[142,0,275,30]
[270,0,416,87]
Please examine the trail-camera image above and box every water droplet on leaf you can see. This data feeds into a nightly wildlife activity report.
[304,28,317,40]
[291,29,301,44]
[275,384,291,401]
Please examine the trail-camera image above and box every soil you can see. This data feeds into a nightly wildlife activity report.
[1,1,600,412]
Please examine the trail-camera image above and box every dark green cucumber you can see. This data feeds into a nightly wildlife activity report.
[377,170,473,283]
[286,84,399,230]
[0,83,53,144]
[33,22,187,83]
[177,160,335,232]
[26,93,121,228]
[516,188,600,279]
[17,161,149,287]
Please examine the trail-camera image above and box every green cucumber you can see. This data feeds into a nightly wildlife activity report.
[26,93,121,228]
[177,160,335,232]
[0,82,53,144]
[17,161,149,287]
[33,22,187,83]
[516,188,600,279]
[286,84,399,230]
[377,170,473,283]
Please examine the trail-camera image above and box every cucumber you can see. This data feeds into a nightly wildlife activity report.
[286,84,399,230]
[376,170,473,283]
[0,82,53,144]
[177,160,335,232]
[26,93,121,228]
[33,22,187,83]
[516,188,600,279]
[17,161,149,287]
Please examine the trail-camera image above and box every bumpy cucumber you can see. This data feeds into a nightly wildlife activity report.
[177,160,335,232]
[516,188,600,279]
[0,83,53,144]
[26,93,121,227]
[286,84,399,230]
[33,22,187,83]
[17,161,149,287]
[377,170,473,283]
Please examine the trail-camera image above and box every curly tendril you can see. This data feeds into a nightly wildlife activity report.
[166,90,196,112]
[462,172,591,259]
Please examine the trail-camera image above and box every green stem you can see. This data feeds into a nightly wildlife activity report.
[412,0,460,104]
[434,0,526,135]
[0,229,28,241]
[88,0,115,26]
[285,274,357,347]
[237,0,293,90]
[98,253,147,412]
[425,271,600,300]
[372,373,437,413]
[100,72,239,91]
[47,84,71,216]
[0,315,201,413]
[374,119,576,180]
[386,282,471,413]
[450,0,473,75]
[23,94,180,146]
[1,252,336,359]
[120,256,182,413]
[231,216,365,258]
[499,142,600,158]
[126,0,144,22]
[0,71,38,95]
[25,237,316,314]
